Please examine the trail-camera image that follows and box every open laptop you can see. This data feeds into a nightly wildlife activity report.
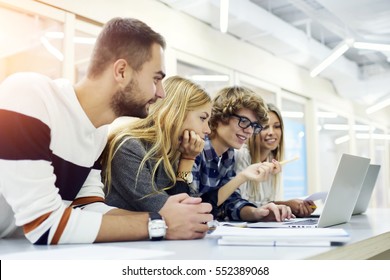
[248,154,370,228]
[352,164,381,215]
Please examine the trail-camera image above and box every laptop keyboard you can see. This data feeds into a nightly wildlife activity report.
[284,218,318,225]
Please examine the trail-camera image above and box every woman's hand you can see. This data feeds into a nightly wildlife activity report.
[270,159,282,175]
[178,130,205,159]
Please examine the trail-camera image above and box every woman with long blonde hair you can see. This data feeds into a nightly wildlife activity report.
[102,75,212,213]
[235,103,315,217]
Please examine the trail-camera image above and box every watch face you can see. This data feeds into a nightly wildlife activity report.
[187,172,193,184]
[149,220,166,238]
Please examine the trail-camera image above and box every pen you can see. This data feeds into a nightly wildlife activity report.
[310,205,317,209]
[279,156,299,165]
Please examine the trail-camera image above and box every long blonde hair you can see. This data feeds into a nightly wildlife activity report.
[102,75,211,194]
[247,103,285,198]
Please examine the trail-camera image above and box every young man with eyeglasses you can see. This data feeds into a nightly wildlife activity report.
[192,86,294,222]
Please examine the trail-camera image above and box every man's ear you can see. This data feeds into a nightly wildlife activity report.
[113,59,131,82]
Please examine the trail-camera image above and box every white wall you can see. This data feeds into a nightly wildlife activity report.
[38,0,361,115]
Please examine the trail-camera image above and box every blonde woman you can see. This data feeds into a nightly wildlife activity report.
[102,76,212,219]
[235,103,315,217]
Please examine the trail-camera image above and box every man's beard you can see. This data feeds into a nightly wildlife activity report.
[111,78,151,119]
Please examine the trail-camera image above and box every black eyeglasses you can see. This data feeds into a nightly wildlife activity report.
[231,114,263,134]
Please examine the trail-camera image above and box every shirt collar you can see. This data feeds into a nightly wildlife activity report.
[204,136,235,162]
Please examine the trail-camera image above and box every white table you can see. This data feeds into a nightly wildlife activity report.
[1,208,389,260]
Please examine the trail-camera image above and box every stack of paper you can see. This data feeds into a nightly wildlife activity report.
[210,226,350,247]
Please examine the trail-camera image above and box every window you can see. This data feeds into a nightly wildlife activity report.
[281,98,307,198]
[74,21,101,82]
[355,119,370,158]
[238,74,277,105]
[370,127,388,208]
[177,60,230,97]
[317,109,350,190]
[0,5,64,80]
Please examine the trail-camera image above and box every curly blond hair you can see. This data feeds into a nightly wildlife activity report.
[209,86,268,138]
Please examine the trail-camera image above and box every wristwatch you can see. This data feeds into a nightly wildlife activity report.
[176,171,193,185]
[148,212,167,241]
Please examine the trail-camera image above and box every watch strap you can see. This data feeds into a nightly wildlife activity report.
[149,212,162,220]
[177,171,192,184]
[148,212,165,241]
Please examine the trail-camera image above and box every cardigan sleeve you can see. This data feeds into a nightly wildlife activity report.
[105,139,170,213]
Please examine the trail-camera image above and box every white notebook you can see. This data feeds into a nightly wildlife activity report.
[211,226,350,247]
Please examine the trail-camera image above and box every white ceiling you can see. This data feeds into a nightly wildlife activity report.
[157,0,390,116]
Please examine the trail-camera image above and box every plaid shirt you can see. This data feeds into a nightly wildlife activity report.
[192,137,256,220]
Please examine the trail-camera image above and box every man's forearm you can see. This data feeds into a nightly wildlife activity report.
[95,210,149,242]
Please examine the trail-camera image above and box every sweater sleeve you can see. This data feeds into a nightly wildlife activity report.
[0,73,104,244]
[105,139,169,213]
